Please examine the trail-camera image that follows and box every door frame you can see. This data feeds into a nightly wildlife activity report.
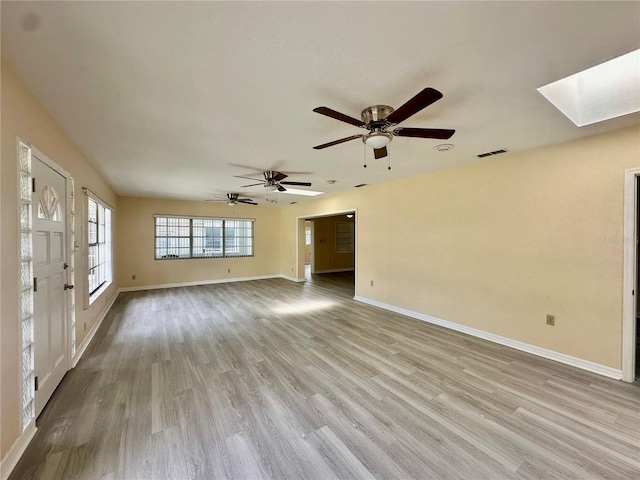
[18,147,76,404]
[296,208,357,287]
[28,146,75,373]
[622,168,640,382]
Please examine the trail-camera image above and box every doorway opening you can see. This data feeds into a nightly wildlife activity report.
[296,210,356,295]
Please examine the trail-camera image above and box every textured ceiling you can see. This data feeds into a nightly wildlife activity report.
[2,1,639,205]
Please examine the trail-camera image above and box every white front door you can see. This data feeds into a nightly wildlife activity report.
[32,155,69,416]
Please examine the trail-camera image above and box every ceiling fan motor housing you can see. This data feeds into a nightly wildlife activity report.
[361,105,394,125]
[263,171,278,186]
[361,105,395,148]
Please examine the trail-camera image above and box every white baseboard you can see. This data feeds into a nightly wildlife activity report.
[313,268,355,274]
[354,296,623,380]
[72,289,119,367]
[280,275,306,283]
[119,274,282,292]
[0,421,36,480]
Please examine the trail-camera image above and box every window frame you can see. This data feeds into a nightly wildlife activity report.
[154,214,254,260]
[85,191,113,306]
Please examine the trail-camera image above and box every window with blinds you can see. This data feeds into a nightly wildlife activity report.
[155,216,253,259]
[87,195,112,300]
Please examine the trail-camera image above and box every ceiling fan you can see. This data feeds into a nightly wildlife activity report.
[313,87,455,159]
[208,193,257,206]
[234,171,312,192]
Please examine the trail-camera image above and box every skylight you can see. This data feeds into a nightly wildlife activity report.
[278,188,324,196]
[537,49,640,127]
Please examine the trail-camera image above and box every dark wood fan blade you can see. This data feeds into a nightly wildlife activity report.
[238,199,258,205]
[393,127,455,139]
[240,183,264,188]
[313,107,365,127]
[280,181,312,187]
[313,135,363,150]
[230,163,312,175]
[373,147,388,159]
[234,175,263,181]
[273,172,288,182]
[277,185,287,192]
[229,163,265,172]
[386,88,443,124]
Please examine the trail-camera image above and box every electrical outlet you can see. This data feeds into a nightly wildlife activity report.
[546,314,555,326]
[370,280,374,287]
[132,274,136,280]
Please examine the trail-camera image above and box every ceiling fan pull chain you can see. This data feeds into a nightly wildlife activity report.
[388,147,391,170]
[363,144,367,168]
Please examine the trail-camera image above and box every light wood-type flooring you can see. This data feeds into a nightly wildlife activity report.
[10,272,640,479]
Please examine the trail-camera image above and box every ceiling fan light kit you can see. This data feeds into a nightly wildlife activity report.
[313,87,456,164]
[363,131,392,149]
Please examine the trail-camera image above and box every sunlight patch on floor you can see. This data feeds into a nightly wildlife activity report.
[271,300,336,315]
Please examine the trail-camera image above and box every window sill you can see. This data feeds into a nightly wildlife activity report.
[88,281,112,307]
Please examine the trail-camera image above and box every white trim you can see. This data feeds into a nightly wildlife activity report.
[82,186,114,211]
[31,146,71,179]
[84,193,114,309]
[622,168,640,382]
[118,274,282,292]
[72,290,119,367]
[0,421,36,480]
[354,295,623,380]
[313,268,355,274]
[280,274,306,283]
[89,280,113,306]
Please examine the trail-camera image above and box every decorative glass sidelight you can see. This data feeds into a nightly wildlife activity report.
[18,140,35,430]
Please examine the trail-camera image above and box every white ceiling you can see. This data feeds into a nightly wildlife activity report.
[2,1,639,205]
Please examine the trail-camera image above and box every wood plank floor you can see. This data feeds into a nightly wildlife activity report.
[10,272,640,479]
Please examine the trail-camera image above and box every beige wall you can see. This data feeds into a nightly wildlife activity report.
[116,197,281,288]
[312,215,355,272]
[1,63,118,460]
[281,125,640,370]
